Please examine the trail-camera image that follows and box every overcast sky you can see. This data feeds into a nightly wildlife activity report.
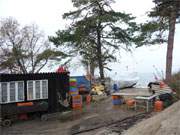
[0,0,180,77]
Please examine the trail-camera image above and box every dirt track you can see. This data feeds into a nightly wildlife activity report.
[0,97,155,135]
[1,96,143,135]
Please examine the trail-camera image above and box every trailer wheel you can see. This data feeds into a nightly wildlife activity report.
[41,114,48,121]
[2,119,12,127]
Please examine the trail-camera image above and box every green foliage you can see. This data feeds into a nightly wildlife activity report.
[136,20,168,47]
[0,17,68,73]
[136,0,180,47]
[36,49,70,63]
[50,0,143,78]
[143,0,180,81]
[151,0,180,18]
[168,71,180,99]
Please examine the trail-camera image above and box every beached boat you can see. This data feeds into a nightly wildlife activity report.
[112,72,139,89]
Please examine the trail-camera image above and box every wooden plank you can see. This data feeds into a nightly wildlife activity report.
[135,95,157,100]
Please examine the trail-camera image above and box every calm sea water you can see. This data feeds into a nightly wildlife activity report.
[109,72,157,88]
[136,73,156,87]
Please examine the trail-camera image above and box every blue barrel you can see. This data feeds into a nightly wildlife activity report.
[112,99,122,105]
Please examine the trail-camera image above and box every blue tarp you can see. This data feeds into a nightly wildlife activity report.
[70,76,91,91]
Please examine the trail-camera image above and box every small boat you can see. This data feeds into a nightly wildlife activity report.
[117,79,138,89]
[112,72,139,90]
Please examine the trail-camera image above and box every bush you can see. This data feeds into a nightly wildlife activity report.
[168,71,180,99]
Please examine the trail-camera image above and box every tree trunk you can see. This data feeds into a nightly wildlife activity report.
[165,11,176,82]
[13,47,27,74]
[85,64,89,75]
[96,25,105,83]
[90,63,95,77]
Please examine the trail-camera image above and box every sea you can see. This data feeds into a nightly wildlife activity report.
[108,72,159,89]
[136,72,157,87]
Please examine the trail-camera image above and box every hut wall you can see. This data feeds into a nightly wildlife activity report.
[0,73,69,117]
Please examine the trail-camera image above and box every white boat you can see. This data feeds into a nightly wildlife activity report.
[112,72,139,89]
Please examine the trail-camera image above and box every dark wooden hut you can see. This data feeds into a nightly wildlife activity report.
[0,72,69,126]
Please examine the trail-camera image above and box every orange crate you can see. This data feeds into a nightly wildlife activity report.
[112,95,121,100]
[72,95,82,100]
[17,102,33,107]
[69,91,79,96]
[154,100,163,112]
[72,104,82,109]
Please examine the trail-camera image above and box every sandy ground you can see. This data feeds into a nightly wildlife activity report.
[0,96,140,135]
[122,100,180,135]
[76,113,152,135]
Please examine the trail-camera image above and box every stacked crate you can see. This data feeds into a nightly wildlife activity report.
[70,78,82,109]
[69,78,79,96]
[72,95,82,109]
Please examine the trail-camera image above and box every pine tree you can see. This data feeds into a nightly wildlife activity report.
[50,0,141,83]
[144,0,180,82]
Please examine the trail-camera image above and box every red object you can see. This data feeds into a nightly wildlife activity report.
[160,81,166,88]
[126,99,135,106]
[70,82,77,86]
[154,100,163,112]
[17,102,33,107]
[56,66,66,73]
[18,114,28,120]
[86,95,91,104]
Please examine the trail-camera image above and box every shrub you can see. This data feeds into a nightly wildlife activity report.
[168,71,180,99]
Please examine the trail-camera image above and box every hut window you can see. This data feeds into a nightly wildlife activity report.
[27,81,34,100]
[10,82,16,102]
[1,83,8,103]
[42,80,48,99]
[17,82,24,101]
[35,81,41,99]
[27,80,48,100]
[0,81,24,103]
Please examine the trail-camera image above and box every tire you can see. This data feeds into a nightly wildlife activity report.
[41,114,48,121]
[2,119,12,127]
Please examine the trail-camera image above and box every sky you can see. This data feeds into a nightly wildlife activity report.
[0,0,180,78]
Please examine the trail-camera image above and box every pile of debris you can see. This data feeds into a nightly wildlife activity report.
[123,100,180,135]
[91,84,105,95]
